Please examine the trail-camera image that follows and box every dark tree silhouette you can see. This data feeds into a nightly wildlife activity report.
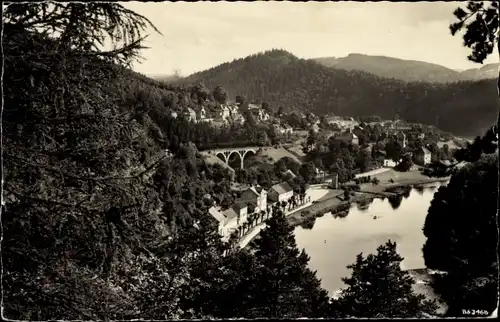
[422,153,498,316]
[213,85,228,104]
[449,1,500,132]
[332,241,438,318]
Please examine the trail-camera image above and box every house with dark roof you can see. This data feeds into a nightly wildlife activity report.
[414,146,432,165]
[268,181,294,203]
[284,169,297,179]
[207,206,230,238]
[220,202,247,235]
[207,201,250,240]
[240,186,268,213]
[334,132,359,145]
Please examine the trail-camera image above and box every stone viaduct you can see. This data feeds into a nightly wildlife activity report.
[200,146,260,169]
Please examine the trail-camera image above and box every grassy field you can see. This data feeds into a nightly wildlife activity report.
[286,145,307,162]
[244,155,275,170]
[359,169,449,194]
[202,154,234,170]
[260,147,303,164]
[370,169,442,184]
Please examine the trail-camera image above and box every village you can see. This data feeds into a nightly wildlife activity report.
[181,100,464,247]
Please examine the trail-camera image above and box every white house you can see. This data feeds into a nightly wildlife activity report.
[208,206,228,237]
[282,124,293,134]
[268,182,294,203]
[273,123,285,134]
[214,105,230,122]
[196,106,207,121]
[198,117,214,123]
[415,146,432,165]
[224,203,248,225]
[315,167,326,180]
[383,159,397,167]
[221,105,231,120]
[207,203,247,239]
[182,107,197,123]
[261,110,270,121]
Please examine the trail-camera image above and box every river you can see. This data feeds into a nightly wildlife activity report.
[294,182,447,297]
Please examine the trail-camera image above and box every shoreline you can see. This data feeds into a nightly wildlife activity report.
[243,176,450,248]
[286,176,450,229]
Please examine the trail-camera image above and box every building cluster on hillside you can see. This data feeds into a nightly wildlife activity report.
[272,122,293,135]
[324,116,357,131]
[248,103,271,122]
[207,181,295,241]
[175,101,272,127]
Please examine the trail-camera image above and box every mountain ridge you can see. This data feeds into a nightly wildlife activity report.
[312,53,498,83]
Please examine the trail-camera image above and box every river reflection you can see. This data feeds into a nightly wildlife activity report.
[294,183,447,296]
[388,195,403,209]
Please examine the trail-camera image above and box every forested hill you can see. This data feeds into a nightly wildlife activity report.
[180,49,498,137]
[313,54,460,83]
[313,53,499,83]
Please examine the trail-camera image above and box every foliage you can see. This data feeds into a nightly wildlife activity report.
[450,1,499,64]
[1,3,235,319]
[332,241,438,318]
[454,124,498,162]
[248,209,331,318]
[2,3,168,319]
[422,153,498,316]
[385,140,404,162]
[395,154,413,172]
[191,209,331,318]
[212,85,228,104]
[306,138,357,183]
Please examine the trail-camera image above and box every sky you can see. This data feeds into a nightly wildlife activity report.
[123,1,499,77]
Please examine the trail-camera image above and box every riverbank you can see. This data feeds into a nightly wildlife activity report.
[286,170,449,230]
[241,170,450,249]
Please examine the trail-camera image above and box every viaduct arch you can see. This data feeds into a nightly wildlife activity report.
[202,146,260,169]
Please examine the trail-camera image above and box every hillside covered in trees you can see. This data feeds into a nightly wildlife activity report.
[180,49,497,137]
[313,53,499,83]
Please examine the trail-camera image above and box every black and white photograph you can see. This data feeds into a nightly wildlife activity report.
[1,0,499,320]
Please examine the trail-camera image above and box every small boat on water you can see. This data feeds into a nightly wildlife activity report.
[373,215,378,220]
